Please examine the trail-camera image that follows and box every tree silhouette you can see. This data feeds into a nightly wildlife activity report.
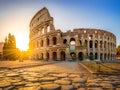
[3,33,20,60]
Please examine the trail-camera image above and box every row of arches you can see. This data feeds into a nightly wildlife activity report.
[33,51,115,61]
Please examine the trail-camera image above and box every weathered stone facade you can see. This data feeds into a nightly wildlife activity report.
[29,7,116,61]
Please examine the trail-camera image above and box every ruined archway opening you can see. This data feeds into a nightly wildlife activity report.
[89,41,93,48]
[95,53,98,59]
[70,38,76,45]
[70,52,76,60]
[53,52,57,61]
[46,52,49,60]
[47,38,49,46]
[63,39,67,44]
[89,52,94,60]
[53,37,57,45]
[100,53,103,60]
[78,52,83,61]
[61,51,66,61]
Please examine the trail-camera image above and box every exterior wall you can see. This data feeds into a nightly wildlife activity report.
[29,7,116,61]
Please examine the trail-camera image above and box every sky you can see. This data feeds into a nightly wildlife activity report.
[0,0,120,50]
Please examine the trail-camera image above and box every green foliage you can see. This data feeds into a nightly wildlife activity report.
[3,33,20,60]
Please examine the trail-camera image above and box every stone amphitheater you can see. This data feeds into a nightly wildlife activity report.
[29,7,116,61]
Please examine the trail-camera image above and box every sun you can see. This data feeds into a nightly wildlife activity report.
[15,35,29,51]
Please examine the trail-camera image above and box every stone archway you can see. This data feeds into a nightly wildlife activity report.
[70,52,76,60]
[46,52,49,60]
[61,51,66,61]
[78,52,83,61]
[89,52,94,60]
[53,52,57,60]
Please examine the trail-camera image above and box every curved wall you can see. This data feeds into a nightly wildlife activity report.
[29,7,116,61]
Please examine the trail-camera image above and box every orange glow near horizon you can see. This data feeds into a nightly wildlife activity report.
[15,34,29,51]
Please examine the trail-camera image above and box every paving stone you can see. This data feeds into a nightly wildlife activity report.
[10,78,22,83]
[68,74,80,78]
[25,77,39,82]
[51,73,68,78]
[3,86,15,90]
[13,81,26,86]
[61,78,70,81]
[87,87,103,90]
[25,82,41,86]
[0,81,11,88]
[41,83,61,90]
[72,78,87,83]
[35,74,44,78]
[100,82,113,88]
[87,82,100,87]
[18,86,41,90]
[40,81,53,85]
[72,83,85,89]
[54,79,71,85]
[77,88,86,90]
[40,77,57,82]
[6,73,19,77]
[61,85,73,90]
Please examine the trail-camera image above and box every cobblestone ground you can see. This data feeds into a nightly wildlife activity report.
[0,61,120,90]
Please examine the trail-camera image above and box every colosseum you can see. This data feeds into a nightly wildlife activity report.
[29,7,116,61]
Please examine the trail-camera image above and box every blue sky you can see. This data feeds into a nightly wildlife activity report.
[0,0,120,49]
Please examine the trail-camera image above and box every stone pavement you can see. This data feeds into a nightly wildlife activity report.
[0,60,55,69]
[0,61,120,90]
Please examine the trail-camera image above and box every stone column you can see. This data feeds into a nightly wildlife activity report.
[57,49,61,60]
[49,50,53,61]
[49,37,53,46]
[57,33,61,45]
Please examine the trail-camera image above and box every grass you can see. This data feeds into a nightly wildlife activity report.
[81,61,120,74]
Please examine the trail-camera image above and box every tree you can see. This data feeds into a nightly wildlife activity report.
[3,33,20,60]
[117,45,120,56]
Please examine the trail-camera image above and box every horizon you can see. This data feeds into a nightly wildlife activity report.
[0,0,120,50]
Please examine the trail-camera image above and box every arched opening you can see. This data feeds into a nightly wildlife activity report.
[95,40,98,48]
[46,52,49,60]
[95,53,98,59]
[70,52,76,60]
[47,38,49,46]
[63,39,67,44]
[70,38,76,45]
[100,53,103,60]
[47,26,50,32]
[53,37,57,45]
[61,51,66,61]
[53,52,57,60]
[78,52,83,61]
[89,52,94,60]
[89,41,93,48]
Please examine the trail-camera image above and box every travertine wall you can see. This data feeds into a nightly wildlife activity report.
[29,7,116,61]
